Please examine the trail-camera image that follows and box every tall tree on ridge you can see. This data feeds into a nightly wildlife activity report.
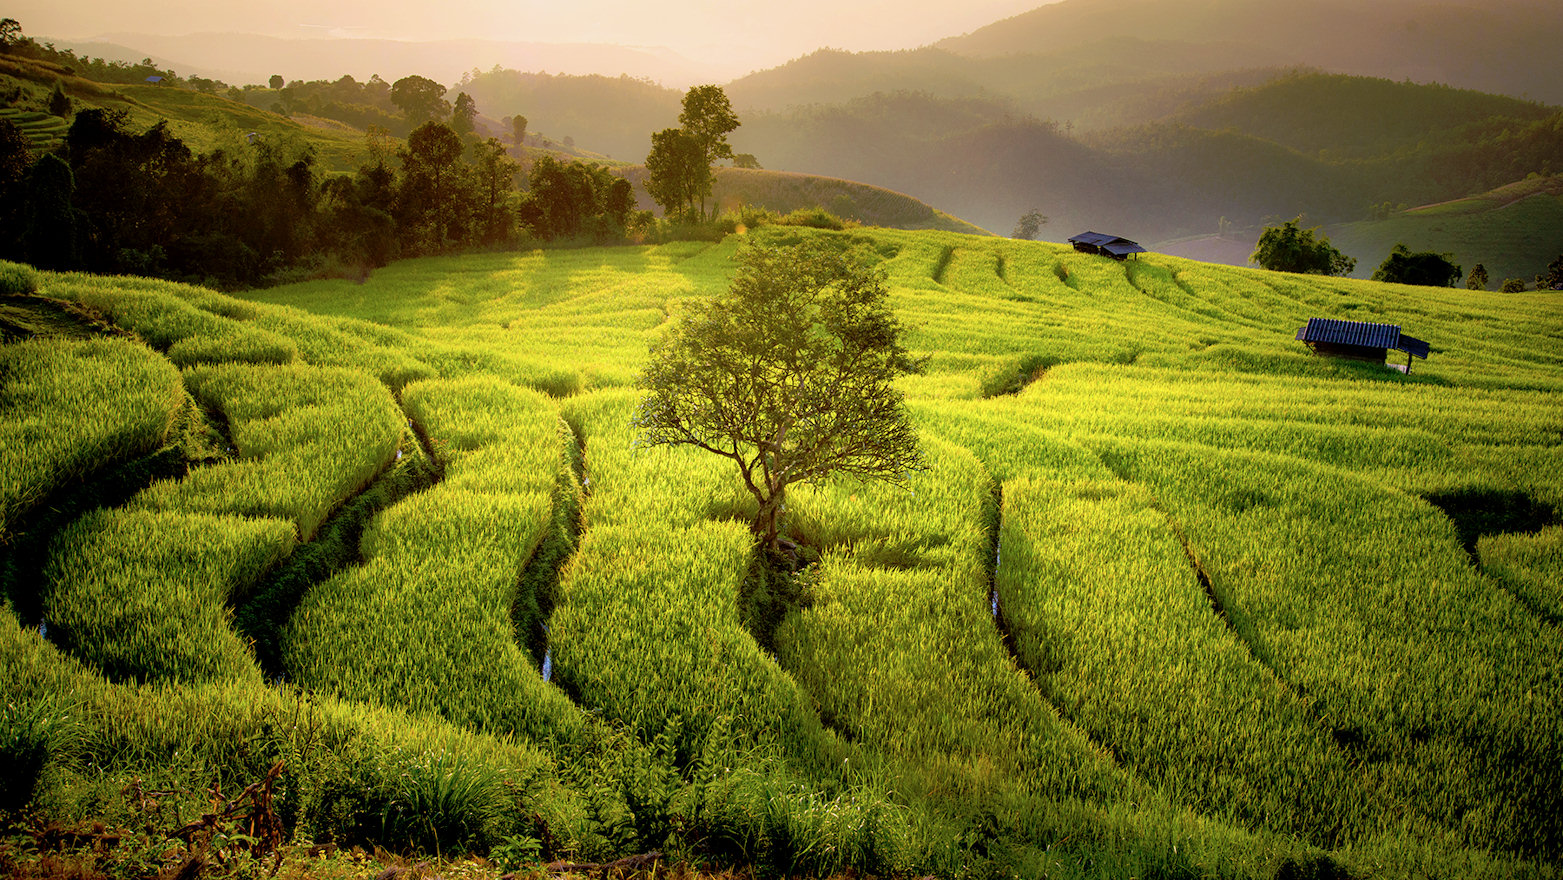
[676,84,739,218]
[645,127,708,223]
[451,92,477,138]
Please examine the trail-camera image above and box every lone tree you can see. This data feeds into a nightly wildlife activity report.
[1467,262,1489,290]
[645,84,739,221]
[1251,217,1356,276]
[634,238,924,553]
[1371,243,1462,287]
[679,84,739,169]
[1012,209,1048,240]
[0,18,22,51]
[644,127,709,223]
[47,80,70,118]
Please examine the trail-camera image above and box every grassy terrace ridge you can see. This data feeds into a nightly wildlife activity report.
[1,228,1560,880]
[1323,174,1563,287]
[0,54,371,172]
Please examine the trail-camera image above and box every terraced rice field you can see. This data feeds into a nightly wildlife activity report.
[0,107,68,151]
[1,228,1560,879]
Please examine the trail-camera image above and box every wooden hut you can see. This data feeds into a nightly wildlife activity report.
[1295,318,1430,373]
[1069,231,1146,261]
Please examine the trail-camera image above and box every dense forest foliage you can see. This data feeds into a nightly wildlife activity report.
[0,105,641,287]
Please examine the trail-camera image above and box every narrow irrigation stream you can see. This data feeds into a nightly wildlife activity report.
[236,413,444,679]
[983,482,1029,674]
[518,416,589,684]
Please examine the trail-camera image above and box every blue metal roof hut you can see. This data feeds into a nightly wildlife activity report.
[1069,231,1147,260]
[1295,318,1430,373]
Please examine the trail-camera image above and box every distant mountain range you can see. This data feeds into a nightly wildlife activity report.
[939,0,1563,105]
[45,32,724,90]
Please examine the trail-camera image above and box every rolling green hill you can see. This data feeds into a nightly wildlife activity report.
[1325,175,1563,286]
[3,228,1560,878]
[1157,175,1563,286]
[726,68,1562,244]
[938,0,1563,106]
[1171,71,1555,160]
[456,68,683,162]
[621,165,992,235]
[0,53,370,172]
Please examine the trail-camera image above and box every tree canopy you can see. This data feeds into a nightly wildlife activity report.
[1250,218,1356,276]
[1012,209,1048,240]
[451,92,477,137]
[1371,243,1462,287]
[1537,255,1563,291]
[390,75,450,125]
[0,18,22,50]
[645,85,740,221]
[644,127,709,223]
[1466,262,1489,290]
[634,237,924,552]
[679,84,740,167]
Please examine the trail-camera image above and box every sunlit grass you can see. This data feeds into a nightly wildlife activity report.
[5,226,1561,876]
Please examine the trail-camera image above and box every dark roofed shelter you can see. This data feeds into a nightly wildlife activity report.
[1295,317,1430,373]
[1069,231,1146,261]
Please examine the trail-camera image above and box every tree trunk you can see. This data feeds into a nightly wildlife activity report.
[752,486,785,552]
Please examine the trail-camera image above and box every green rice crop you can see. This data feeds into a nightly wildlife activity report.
[134,363,405,540]
[285,378,584,744]
[0,337,184,535]
[550,390,828,760]
[1478,525,1563,623]
[10,227,1563,876]
[42,507,294,684]
[0,606,585,857]
[1092,437,1563,857]
[776,436,1131,807]
[49,274,299,366]
[995,475,1378,847]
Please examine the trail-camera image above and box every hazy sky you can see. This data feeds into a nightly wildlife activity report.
[17,0,1055,68]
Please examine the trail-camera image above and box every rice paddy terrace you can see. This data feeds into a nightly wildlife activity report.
[2,228,1560,880]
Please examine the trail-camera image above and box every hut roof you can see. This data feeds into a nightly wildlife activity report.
[1069,231,1146,256]
[1295,318,1429,359]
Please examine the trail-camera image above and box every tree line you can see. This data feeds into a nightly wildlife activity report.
[0,108,642,287]
[0,14,775,289]
[1250,217,1563,291]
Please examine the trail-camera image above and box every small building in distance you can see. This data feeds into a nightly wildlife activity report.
[1069,231,1146,261]
[144,76,164,84]
[1295,317,1430,373]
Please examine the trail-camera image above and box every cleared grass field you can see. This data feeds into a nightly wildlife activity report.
[2,228,1560,879]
